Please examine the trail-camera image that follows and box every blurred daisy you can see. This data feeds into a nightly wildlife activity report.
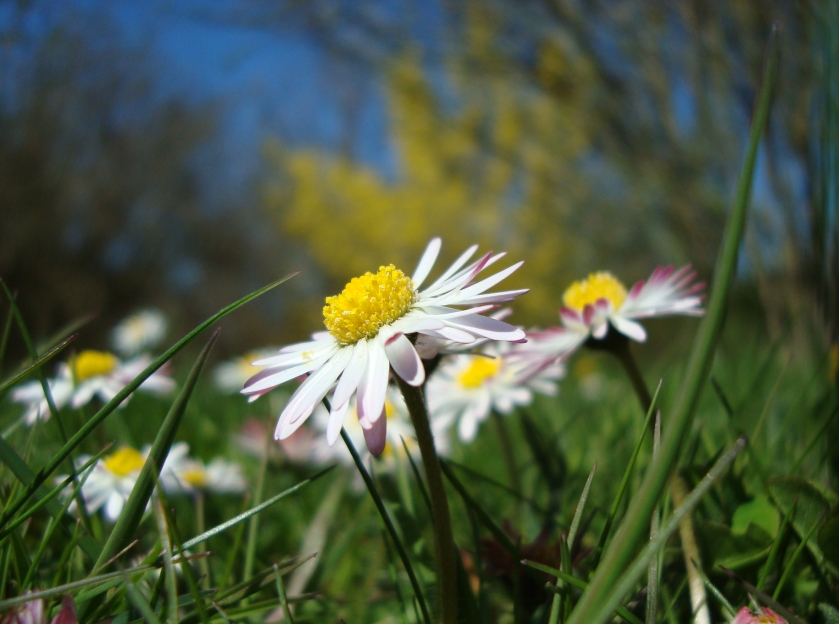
[426,341,564,442]
[67,350,176,408]
[12,351,175,424]
[242,237,527,453]
[67,446,146,522]
[213,349,279,394]
[10,364,74,425]
[111,309,168,356]
[527,266,704,361]
[159,442,247,495]
[731,607,786,624]
[309,385,449,469]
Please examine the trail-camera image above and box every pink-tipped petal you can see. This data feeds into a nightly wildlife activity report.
[362,408,388,457]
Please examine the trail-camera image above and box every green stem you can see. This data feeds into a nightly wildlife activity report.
[396,377,458,624]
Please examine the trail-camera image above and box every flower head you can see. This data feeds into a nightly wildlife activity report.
[159,442,247,495]
[111,309,168,356]
[526,265,704,363]
[242,238,527,452]
[67,446,147,522]
[11,352,176,424]
[731,606,786,624]
[426,341,564,442]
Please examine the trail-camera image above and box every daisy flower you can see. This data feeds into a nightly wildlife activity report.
[526,266,705,361]
[426,341,565,442]
[10,364,75,425]
[159,442,247,495]
[731,607,786,624]
[67,446,147,522]
[111,308,168,356]
[242,237,527,452]
[12,351,175,424]
[212,349,280,394]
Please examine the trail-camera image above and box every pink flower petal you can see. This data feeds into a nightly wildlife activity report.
[384,333,425,386]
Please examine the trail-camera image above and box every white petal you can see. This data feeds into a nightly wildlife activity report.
[384,333,425,386]
[456,289,530,306]
[423,244,478,291]
[326,399,351,446]
[611,316,648,342]
[447,314,527,342]
[359,341,390,424]
[276,348,352,439]
[411,237,441,288]
[331,340,369,408]
[242,355,330,395]
[455,261,524,300]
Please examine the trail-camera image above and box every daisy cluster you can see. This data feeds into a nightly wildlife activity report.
[232,237,705,465]
[64,442,246,522]
[10,309,174,425]
[8,309,249,524]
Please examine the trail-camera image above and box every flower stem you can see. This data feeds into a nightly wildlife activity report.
[396,376,458,624]
[611,338,710,624]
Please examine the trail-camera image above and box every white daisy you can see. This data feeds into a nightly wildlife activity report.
[526,265,705,361]
[12,351,176,424]
[67,446,147,522]
[242,237,527,452]
[111,309,168,356]
[10,364,74,425]
[158,442,247,495]
[426,341,565,442]
[212,349,280,394]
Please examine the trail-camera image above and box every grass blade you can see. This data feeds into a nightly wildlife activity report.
[94,331,218,571]
[181,467,333,551]
[590,381,661,570]
[588,438,746,624]
[567,25,779,624]
[0,332,77,395]
[340,426,432,624]
[0,435,102,560]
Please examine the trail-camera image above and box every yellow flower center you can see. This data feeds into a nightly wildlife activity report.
[72,350,119,382]
[457,356,503,388]
[103,447,145,477]
[182,467,208,488]
[323,265,417,345]
[562,272,627,312]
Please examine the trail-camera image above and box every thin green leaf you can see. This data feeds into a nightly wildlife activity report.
[0,435,102,560]
[340,426,432,624]
[523,560,643,624]
[273,563,295,624]
[591,381,661,571]
[0,563,158,611]
[181,467,332,552]
[772,508,828,599]
[153,499,180,624]
[0,332,77,395]
[757,498,796,591]
[94,331,218,571]
[567,26,779,624]
[440,460,518,556]
[0,445,110,541]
